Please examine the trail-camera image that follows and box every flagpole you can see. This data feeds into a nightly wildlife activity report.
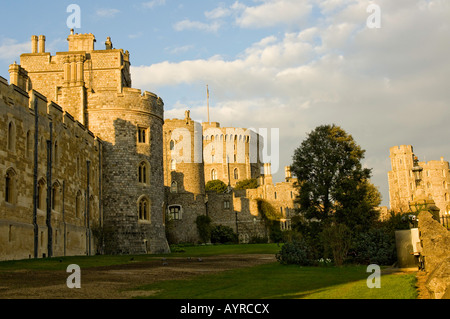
[207,85,210,124]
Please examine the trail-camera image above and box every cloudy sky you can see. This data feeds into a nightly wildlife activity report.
[1,0,449,207]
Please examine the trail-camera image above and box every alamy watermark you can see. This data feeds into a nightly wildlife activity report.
[66,264,81,288]
[367,3,381,29]
[170,125,280,174]
[67,4,81,29]
[366,264,381,288]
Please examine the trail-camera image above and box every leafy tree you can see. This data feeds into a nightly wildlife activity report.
[234,178,258,190]
[205,180,228,193]
[291,124,378,230]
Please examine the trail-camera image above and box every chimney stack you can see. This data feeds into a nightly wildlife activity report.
[31,35,38,53]
[38,35,46,53]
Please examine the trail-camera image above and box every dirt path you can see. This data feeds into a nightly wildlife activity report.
[0,254,276,299]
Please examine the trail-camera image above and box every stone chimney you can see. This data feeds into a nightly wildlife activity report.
[31,35,38,53]
[38,35,46,53]
[105,37,113,50]
[9,62,29,91]
[285,166,292,182]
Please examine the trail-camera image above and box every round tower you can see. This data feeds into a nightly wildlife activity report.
[87,88,169,254]
[163,111,205,195]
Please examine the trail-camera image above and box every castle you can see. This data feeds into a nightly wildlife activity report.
[388,145,450,216]
[0,32,297,261]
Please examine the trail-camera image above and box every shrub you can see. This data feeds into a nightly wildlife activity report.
[195,215,212,244]
[276,239,316,266]
[249,235,268,244]
[234,178,258,190]
[350,227,397,266]
[205,180,228,193]
[321,223,352,266]
[211,225,238,244]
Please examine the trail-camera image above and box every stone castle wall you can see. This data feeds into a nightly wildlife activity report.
[2,32,170,256]
[0,75,101,261]
[388,145,450,216]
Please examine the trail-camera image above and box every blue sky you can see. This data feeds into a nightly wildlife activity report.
[1,0,450,208]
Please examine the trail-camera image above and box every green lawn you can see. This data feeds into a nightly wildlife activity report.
[0,243,280,271]
[0,243,418,299]
[133,262,417,299]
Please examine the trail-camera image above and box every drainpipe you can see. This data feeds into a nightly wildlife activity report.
[63,180,66,256]
[32,98,39,258]
[86,160,91,256]
[46,121,53,258]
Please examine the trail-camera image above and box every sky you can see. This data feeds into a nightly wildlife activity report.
[1,0,449,207]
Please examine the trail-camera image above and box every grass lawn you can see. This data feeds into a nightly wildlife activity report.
[133,262,418,299]
[0,243,280,271]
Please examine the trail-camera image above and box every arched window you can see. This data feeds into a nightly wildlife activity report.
[139,161,149,184]
[5,169,16,204]
[170,140,175,151]
[445,193,449,201]
[211,169,217,180]
[37,178,46,210]
[234,168,239,180]
[7,121,15,152]
[52,182,61,212]
[170,159,176,171]
[138,197,150,221]
[76,191,82,218]
[170,181,178,193]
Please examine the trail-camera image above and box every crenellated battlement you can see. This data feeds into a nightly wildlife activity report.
[0,74,100,148]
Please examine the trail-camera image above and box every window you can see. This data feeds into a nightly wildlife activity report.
[138,127,148,144]
[37,179,46,210]
[52,182,61,212]
[76,191,82,218]
[274,192,277,199]
[170,181,178,193]
[170,140,175,151]
[5,169,16,204]
[139,161,149,184]
[7,121,15,152]
[170,159,176,171]
[224,200,230,209]
[138,197,150,221]
[234,168,239,180]
[168,205,182,220]
[445,193,449,201]
[211,169,217,180]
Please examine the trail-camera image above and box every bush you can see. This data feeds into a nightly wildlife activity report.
[249,235,268,244]
[234,178,258,190]
[320,223,352,266]
[350,228,397,266]
[195,215,212,244]
[205,180,228,193]
[211,225,238,244]
[276,239,316,266]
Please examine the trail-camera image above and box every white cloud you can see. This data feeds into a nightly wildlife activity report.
[173,19,221,33]
[96,8,120,18]
[132,0,450,206]
[0,38,30,61]
[234,0,313,28]
[142,0,166,9]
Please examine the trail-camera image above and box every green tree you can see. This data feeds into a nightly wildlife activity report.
[291,124,377,230]
[205,180,228,193]
[234,178,258,190]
